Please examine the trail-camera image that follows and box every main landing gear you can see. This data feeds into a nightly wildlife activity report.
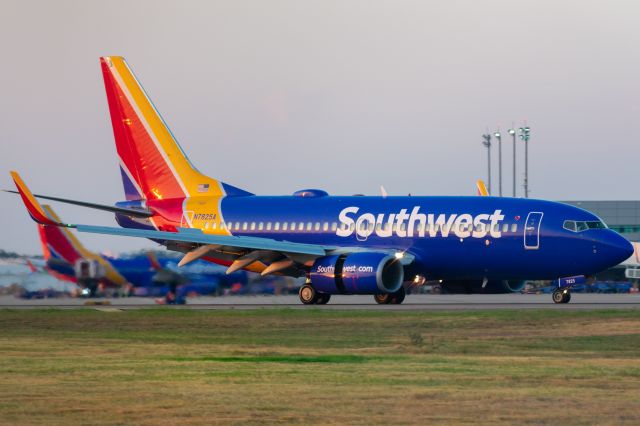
[374,286,406,305]
[552,288,571,304]
[298,284,406,305]
[298,284,331,305]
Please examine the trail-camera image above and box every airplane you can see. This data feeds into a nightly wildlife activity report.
[34,204,247,301]
[7,56,633,305]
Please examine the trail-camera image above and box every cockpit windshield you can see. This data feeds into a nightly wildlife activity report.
[563,220,607,232]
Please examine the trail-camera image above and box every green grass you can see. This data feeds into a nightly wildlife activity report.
[1,308,640,424]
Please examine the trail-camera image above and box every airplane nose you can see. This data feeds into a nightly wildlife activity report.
[603,231,634,266]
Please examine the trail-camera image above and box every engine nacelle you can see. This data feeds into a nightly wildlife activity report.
[440,279,525,294]
[310,252,404,295]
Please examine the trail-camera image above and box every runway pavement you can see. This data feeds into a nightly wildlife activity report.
[1,293,639,310]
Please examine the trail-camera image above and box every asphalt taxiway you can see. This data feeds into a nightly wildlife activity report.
[1,293,639,310]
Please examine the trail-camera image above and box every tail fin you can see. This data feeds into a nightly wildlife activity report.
[38,205,128,286]
[38,205,92,265]
[100,56,252,201]
[476,180,489,196]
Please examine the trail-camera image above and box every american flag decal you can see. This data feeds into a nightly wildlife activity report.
[197,183,210,193]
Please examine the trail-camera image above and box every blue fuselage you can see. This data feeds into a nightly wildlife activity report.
[212,195,632,281]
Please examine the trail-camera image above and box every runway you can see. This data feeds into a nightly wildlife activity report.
[1,293,639,310]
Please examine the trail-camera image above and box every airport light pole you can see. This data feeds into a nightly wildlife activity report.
[519,126,531,198]
[494,131,502,197]
[482,134,492,195]
[508,128,516,197]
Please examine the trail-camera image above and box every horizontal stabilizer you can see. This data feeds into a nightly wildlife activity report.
[4,189,153,218]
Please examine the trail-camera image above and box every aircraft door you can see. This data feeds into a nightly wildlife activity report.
[524,212,543,250]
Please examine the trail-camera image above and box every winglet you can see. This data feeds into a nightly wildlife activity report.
[9,171,72,227]
[146,252,163,270]
[476,179,489,196]
[26,259,38,273]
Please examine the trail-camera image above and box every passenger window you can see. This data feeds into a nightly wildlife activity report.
[258,222,263,231]
[315,222,320,231]
[282,222,288,231]
[511,224,518,233]
[274,222,280,231]
[242,222,248,231]
[323,222,329,231]
[266,222,271,231]
[211,222,217,230]
[502,224,509,232]
[307,222,312,231]
[291,223,297,231]
[376,223,382,232]
[250,222,256,231]
[235,222,241,231]
[332,223,338,231]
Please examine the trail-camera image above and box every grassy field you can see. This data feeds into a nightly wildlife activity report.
[1,308,640,425]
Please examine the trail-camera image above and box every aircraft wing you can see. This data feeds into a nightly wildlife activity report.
[10,171,412,277]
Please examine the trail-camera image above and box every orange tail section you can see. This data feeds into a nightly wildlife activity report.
[100,56,251,201]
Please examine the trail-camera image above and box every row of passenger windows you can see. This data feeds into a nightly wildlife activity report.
[202,221,519,234]
[563,220,607,232]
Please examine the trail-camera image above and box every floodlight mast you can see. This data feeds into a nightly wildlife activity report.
[519,126,531,198]
[508,128,516,197]
[494,131,502,197]
[482,134,492,195]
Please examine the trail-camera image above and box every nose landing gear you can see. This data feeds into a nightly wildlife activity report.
[552,288,572,304]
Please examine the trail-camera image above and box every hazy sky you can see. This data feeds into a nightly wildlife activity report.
[1,0,639,254]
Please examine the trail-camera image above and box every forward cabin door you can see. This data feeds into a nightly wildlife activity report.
[524,212,543,250]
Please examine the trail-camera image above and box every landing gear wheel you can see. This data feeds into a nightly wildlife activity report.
[552,289,571,304]
[299,284,318,305]
[389,287,406,305]
[316,293,331,305]
[374,293,391,304]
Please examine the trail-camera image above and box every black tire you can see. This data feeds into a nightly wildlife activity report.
[562,291,572,304]
[299,284,318,305]
[316,293,331,305]
[552,289,565,304]
[374,293,391,304]
[389,287,406,304]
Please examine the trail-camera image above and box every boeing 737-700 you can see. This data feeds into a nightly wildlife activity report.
[8,56,633,304]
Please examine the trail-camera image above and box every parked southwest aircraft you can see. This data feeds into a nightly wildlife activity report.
[34,204,247,301]
[8,56,633,305]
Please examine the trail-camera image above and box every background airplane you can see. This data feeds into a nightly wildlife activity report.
[8,56,633,305]
[36,204,247,302]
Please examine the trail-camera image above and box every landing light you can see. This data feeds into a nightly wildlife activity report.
[394,252,404,259]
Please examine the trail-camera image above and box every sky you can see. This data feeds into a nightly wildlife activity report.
[1,0,639,254]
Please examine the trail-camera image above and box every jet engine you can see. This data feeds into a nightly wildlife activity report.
[310,252,404,295]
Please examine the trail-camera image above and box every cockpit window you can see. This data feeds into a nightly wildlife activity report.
[586,221,607,229]
[563,220,607,232]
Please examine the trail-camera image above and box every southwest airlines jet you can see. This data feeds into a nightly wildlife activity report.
[8,56,633,305]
